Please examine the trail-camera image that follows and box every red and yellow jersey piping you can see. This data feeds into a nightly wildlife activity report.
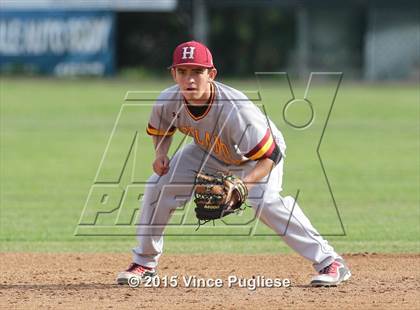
[183,82,216,121]
[146,123,177,137]
[244,128,276,161]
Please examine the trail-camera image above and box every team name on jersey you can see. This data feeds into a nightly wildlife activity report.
[178,125,242,165]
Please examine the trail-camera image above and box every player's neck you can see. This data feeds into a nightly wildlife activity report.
[185,83,213,106]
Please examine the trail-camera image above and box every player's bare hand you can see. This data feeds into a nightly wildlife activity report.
[153,155,170,176]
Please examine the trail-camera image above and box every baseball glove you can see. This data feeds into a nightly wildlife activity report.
[193,171,248,224]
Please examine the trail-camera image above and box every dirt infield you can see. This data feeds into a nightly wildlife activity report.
[0,253,418,309]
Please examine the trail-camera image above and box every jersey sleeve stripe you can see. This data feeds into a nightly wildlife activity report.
[264,139,276,157]
[248,134,274,160]
[245,128,275,160]
[267,142,282,164]
[245,128,270,158]
[146,124,176,136]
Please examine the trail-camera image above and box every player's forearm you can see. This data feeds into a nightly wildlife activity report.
[152,135,173,157]
[243,158,275,190]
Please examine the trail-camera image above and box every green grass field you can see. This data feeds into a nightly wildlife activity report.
[0,77,418,253]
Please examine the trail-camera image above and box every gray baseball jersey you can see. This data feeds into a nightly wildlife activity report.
[146,81,286,165]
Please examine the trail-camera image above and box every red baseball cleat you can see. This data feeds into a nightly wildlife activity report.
[117,263,156,286]
[310,258,351,287]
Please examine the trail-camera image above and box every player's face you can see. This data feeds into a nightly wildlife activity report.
[171,66,217,104]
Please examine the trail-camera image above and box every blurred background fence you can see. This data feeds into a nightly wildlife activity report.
[0,0,419,80]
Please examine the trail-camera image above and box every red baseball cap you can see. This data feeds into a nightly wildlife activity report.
[170,41,214,68]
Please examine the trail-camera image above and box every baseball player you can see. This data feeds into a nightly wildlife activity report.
[117,41,351,287]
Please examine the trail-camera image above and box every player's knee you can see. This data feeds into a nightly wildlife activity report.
[145,173,172,191]
[146,173,161,185]
[142,174,166,204]
[280,196,298,210]
[283,196,294,203]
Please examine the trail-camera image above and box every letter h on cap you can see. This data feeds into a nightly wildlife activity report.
[181,46,195,59]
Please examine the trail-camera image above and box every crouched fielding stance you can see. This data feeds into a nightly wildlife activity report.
[117,41,351,287]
